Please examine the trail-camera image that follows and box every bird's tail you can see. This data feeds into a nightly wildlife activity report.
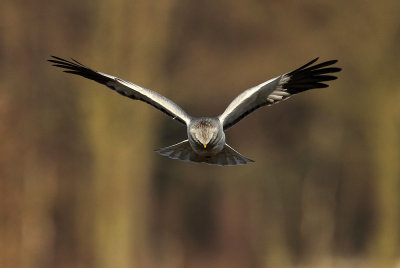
[155,140,254,166]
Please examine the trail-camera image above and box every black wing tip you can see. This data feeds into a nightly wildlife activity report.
[48,55,86,67]
[334,67,342,72]
[311,57,338,63]
[300,57,339,66]
[70,57,85,66]
[48,55,67,62]
[49,55,116,85]
[291,57,342,74]
[321,58,338,63]
[305,57,340,68]
[283,57,341,93]
[48,55,91,73]
[291,57,319,73]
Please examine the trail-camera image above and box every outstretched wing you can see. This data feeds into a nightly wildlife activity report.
[48,56,192,125]
[218,58,341,130]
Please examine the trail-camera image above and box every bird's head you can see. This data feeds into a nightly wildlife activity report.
[188,118,222,150]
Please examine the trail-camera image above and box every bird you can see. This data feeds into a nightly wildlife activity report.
[48,56,341,166]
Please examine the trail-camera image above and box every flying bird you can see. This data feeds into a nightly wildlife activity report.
[48,56,341,166]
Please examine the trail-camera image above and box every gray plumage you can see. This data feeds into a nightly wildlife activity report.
[48,56,341,166]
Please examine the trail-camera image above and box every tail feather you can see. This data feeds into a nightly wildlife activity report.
[155,140,254,166]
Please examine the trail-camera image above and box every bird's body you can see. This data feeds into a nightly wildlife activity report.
[49,56,341,166]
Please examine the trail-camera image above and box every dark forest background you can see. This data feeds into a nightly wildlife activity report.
[1,0,400,267]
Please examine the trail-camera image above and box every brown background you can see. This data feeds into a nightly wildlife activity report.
[1,0,399,267]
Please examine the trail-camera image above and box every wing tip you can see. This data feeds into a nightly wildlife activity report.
[48,55,86,68]
[283,57,341,93]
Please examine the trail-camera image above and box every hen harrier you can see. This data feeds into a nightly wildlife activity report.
[49,56,341,166]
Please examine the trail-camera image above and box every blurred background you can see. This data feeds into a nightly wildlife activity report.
[1,0,400,267]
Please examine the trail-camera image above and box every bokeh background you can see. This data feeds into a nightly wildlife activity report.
[1,0,400,267]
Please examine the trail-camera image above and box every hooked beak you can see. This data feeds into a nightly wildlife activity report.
[203,144,207,149]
